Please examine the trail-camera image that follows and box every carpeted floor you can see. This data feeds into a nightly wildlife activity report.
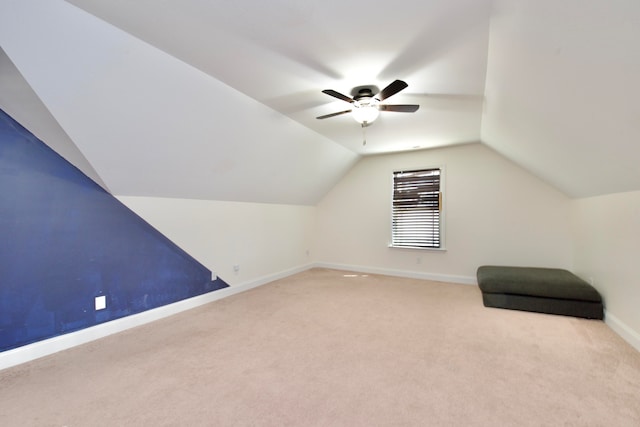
[1,268,639,426]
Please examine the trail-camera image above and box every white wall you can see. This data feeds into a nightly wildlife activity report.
[315,143,572,282]
[0,196,316,369]
[118,196,315,286]
[571,191,640,350]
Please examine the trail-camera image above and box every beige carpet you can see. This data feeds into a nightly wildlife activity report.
[1,268,639,426]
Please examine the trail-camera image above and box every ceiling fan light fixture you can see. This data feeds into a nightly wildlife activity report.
[351,97,380,124]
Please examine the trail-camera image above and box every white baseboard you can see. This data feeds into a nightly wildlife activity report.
[313,262,477,285]
[232,263,314,291]
[0,264,314,371]
[604,310,640,353]
[7,263,634,371]
[0,262,470,370]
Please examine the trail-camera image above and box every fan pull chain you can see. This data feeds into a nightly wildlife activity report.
[362,123,367,146]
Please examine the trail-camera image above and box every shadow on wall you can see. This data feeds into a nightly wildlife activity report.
[0,109,228,352]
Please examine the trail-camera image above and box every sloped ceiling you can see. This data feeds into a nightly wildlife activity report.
[63,0,492,156]
[0,48,109,190]
[1,0,639,201]
[483,0,640,198]
[0,0,359,205]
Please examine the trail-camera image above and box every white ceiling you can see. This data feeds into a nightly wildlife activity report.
[63,0,492,155]
[1,0,639,201]
[483,0,640,198]
[0,48,108,190]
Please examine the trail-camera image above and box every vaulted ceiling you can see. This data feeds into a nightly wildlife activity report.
[1,0,639,203]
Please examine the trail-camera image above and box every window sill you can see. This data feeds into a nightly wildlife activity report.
[388,245,447,252]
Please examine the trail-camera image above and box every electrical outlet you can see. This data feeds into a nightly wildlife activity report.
[95,295,106,311]
[233,264,240,273]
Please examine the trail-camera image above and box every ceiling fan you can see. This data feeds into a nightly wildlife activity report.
[316,79,419,126]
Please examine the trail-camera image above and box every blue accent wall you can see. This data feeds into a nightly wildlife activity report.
[0,109,228,352]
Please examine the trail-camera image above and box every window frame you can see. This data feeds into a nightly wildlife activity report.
[389,166,446,251]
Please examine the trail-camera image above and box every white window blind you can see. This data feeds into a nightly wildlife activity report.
[392,168,441,249]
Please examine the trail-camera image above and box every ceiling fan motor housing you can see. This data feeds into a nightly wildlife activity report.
[353,88,377,101]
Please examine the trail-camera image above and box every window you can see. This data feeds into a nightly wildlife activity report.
[391,168,442,249]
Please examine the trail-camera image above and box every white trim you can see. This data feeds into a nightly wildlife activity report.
[388,244,447,252]
[313,262,477,285]
[9,264,636,371]
[231,263,314,291]
[0,264,314,371]
[604,310,640,352]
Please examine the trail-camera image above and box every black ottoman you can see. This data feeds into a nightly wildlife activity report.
[477,266,603,319]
